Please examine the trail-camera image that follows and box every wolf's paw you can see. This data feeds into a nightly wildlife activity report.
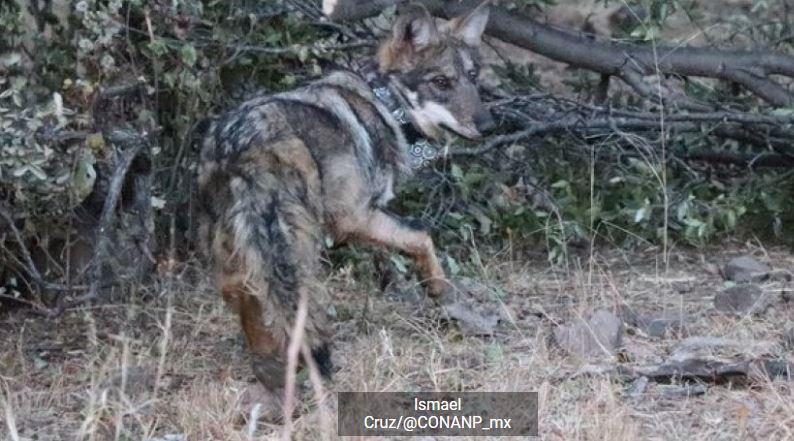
[311,343,334,379]
[437,277,510,336]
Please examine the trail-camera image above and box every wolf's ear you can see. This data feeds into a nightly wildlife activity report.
[390,4,440,52]
[449,2,490,47]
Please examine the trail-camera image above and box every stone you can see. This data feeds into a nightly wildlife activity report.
[635,314,688,339]
[553,309,623,357]
[722,256,771,283]
[624,376,649,398]
[439,277,507,336]
[714,284,771,314]
[383,277,424,304]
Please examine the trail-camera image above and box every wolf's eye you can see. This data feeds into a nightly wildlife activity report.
[432,76,452,90]
[467,69,479,80]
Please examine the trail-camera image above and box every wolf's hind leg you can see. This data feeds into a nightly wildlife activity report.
[341,210,448,298]
[221,277,287,389]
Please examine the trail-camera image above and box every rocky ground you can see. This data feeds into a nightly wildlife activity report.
[1,244,791,440]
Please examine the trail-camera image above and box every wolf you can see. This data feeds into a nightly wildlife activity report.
[197,3,494,389]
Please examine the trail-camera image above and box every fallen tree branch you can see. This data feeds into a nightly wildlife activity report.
[324,0,794,107]
[64,130,149,310]
[630,358,792,383]
[567,357,792,385]
[449,95,794,161]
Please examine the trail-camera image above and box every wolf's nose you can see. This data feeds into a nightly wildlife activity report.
[474,110,496,134]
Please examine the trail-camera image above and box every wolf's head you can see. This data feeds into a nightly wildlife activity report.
[378,3,495,141]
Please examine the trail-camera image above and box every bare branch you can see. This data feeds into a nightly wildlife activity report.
[70,130,149,307]
[326,0,794,106]
[720,69,794,107]
[0,204,88,294]
[566,358,791,384]
[449,95,794,161]
[282,291,310,441]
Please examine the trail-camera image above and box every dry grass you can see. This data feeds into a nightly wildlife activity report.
[1,244,792,440]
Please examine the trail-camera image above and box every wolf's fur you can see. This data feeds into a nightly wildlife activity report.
[197,3,492,389]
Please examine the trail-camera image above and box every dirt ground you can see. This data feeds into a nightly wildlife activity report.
[1,243,791,440]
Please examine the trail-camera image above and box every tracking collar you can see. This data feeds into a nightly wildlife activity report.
[360,65,440,170]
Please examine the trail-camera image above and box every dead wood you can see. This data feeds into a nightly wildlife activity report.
[450,94,794,163]
[570,357,791,385]
[65,130,150,310]
[324,0,794,107]
[630,358,792,383]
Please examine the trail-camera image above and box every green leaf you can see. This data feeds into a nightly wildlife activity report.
[147,40,169,57]
[451,164,464,180]
[70,154,97,203]
[390,255,408,274]
[445,255,461,276]
[180,44,198,67]
[634,207,648,223]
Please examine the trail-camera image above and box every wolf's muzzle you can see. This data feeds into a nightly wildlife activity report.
[474,109,497,134]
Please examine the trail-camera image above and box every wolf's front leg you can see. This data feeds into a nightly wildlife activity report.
[340,209,449,298]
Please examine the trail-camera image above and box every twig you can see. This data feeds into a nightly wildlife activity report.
[0,204,88,293]
[1,387,20,441]
[618,69,712,112]
[450,95,794,160]
[224,40,374,56]
[300,341,332,441]
[0,293,56,315]
[564,357,792,383]
[112,17,375,57]
[451,118,699,156]
[282,291,310,441]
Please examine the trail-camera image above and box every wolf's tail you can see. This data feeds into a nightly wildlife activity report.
[199,146,332,388]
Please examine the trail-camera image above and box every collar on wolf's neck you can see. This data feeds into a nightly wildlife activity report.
[359,64,440,170]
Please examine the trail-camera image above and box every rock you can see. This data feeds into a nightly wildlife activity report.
[767,270,794,282]
[635,314,689,339]
[383,277,424,304]
[237,383,282,422]
[722,256,771,283]
[714,284,774,314]
[656,383,707,398]
[624,376,649,398]
[621,305,688,339]
[439,277,507,336]
[553,309,623,357]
